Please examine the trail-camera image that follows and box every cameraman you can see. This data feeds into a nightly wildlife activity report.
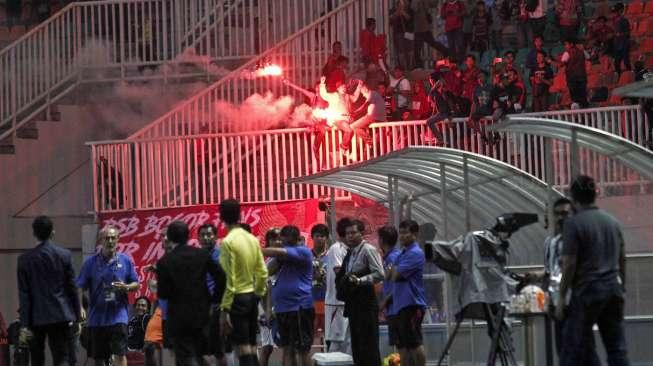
[524,198,573,355]
[336,220,384,366]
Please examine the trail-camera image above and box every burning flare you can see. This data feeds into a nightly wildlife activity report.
[312,108,342,127]
[255,64,283,77]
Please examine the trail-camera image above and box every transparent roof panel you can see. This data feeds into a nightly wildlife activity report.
[288,147,562,266]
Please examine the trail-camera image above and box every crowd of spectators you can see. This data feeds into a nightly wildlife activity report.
[310,0,653,147]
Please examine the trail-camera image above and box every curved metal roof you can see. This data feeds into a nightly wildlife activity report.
[490,117,653,181]
[288,147,562,265]
[613,78,653,98]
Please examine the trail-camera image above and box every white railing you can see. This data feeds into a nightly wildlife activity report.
[129,0,392,139]
[0,0,222,142]
[90,105,650,212]
[181,0,353,63]
[2,0,346,142]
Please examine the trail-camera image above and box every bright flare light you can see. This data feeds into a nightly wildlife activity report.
[256,64,283,77]
[312,108,342,127]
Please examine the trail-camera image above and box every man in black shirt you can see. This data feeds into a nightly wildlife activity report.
[425,73,449,146]
[529,51,554,112]
[17,216,81,366]
[558,175,630,366]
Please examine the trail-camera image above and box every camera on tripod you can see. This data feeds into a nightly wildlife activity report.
[424,213,539,366]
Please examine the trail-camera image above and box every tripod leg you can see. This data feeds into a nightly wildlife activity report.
[485,305,506,366]
[437,319,463,366]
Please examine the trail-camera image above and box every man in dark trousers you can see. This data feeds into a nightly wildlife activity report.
[77,226,139,366]
[558,175,630,366]
[336,219,384,366]
[17,215,81,366]
[156,221,226,366]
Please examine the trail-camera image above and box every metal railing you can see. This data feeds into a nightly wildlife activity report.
[2,0,349,142]
[90,104,650,213]
[128,0,392,139]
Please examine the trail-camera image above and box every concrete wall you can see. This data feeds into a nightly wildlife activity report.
[0,80,207,322]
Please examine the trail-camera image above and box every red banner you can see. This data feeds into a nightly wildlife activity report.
[97,200,322,298]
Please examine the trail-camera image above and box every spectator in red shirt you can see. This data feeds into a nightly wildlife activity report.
[325,56,349,93]
[440,0,466,63]
[360,18,387,64]
[410,81,431,119]
[322,41,343,82]
[462,55,481,102]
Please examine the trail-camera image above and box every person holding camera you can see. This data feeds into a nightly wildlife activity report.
[336,220,384,366]
[76,226,139,366]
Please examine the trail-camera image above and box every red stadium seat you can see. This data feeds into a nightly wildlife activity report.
[645,1,653,14]
[627,1,645,15]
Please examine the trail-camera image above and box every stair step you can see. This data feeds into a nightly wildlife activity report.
[0,136,15,154]
[16,127,39,139]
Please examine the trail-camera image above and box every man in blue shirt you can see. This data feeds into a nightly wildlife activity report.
[262,225,314,366]
[198,223,228,366]
[388,220,427,366]
[76,226,139,366]
[378,225,401,349]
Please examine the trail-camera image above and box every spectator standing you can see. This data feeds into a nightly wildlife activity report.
[503,50,523,82]
[587,16,614,60]
[336,220,384,366]
[506,68,526,113]
[558,175,630,366]
[462,55,481,103]
[218,199,268,366]
[381,63,413,120]
[311,225,330,337]
[262,226,315,366]
[441,0,466,63]
[526,0,547,39]
[530,51,554,111]
[561,39,589,107]
[127,297,151,351]
[378,226,401,354]
[471,1,493,59]
[324,219,352,353]
[156,221,225,366]
[556,0,582,42]
[467,71,494,143]
[390,0,416,69]
[322,41,343,81]
[611,3,631,75]
[526,36,547,74]
[360,18,386,64]
[388,220,427,366]
[325,56,349,93]
[413,0,450,67]
[16,215,80,366]
[198,224,229,366]
[425,73,450,145]
[77,226,139,366]
[410,81,431,119]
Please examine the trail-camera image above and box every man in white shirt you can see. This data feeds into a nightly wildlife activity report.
[324,218,352,353]
[381,62,412,120]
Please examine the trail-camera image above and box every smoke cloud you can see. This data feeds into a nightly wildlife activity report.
[214,92,300,132]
